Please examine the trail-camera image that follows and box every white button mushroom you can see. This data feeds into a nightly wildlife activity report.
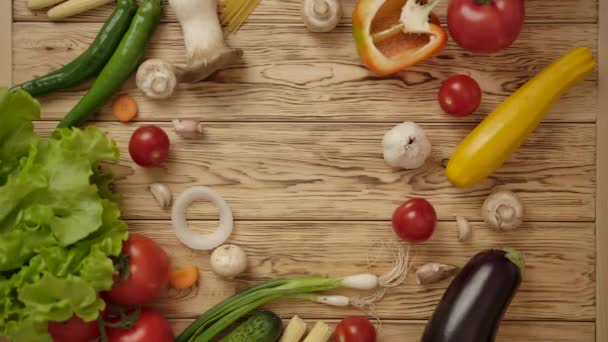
[382,121,432,169]
[482,190,525,231]
[210,244,248,278]
[301,0,343,32]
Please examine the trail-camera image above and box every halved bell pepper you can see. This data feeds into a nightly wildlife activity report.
[353,0,447,75]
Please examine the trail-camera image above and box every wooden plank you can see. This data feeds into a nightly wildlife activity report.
[12,0,599,24]
[36,122,596,221]
[597,0,607,337]
[169,319,595,341]
[0,0,12,86]
[14,23,598,123]
[131,220,596,320]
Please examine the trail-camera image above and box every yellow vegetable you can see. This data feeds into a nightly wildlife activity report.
[446,47,595,188]
[28,0,65,10]
[280,315,308,342]
[48,0,113,19]
[302,321,332,342]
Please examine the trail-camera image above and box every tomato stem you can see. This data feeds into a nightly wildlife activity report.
[475,0,493,4]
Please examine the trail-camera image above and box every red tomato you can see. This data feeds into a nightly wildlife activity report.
[128,125,170,167]
[48,315,100,342]
[107,234,170,305]
[438,75,482,117]
[334,316,376,342]
[106,309,173,342]
[392,198,437,243]
[447,0,525,53]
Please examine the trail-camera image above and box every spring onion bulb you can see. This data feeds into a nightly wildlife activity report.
[171,186,233,250]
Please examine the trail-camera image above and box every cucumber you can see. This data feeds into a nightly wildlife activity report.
[220,311,283,342]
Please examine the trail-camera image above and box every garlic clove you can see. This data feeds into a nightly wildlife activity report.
[456,216,472,242]
[149,183,172,209]
[415,263,458,285]
[173,119,204,139]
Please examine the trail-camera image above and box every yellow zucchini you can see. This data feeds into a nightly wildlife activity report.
[48,0,113,19]
[446,47,595,188]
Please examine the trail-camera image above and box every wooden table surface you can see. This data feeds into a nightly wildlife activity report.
[2,0,607,340]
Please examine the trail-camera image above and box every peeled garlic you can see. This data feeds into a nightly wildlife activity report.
[149,183,172,209]
[456,216,472,242]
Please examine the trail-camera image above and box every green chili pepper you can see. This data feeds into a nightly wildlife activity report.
[58,0,162,128]
[11,0,138,97]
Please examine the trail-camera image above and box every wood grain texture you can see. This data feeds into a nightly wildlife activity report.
[597,0,607,337]
[130,220,596,320]
[13,23,598,123]
[0,0,12,86]
[35,122,596,221]
[169,319,595,341]
[12,0,599,24]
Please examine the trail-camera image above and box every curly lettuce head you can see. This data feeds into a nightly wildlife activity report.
[0,89,127,341]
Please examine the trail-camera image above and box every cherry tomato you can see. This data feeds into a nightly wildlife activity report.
[334,316,376,342]
[48,315,100,342]
[107,234,170,305]
[106,308,173,342]
[128,125,170,167]
[392,198,437,243]
[438,75,482,117]
[447,0,525,53]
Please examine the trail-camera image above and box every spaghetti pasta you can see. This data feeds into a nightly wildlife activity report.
[220,0,262,31]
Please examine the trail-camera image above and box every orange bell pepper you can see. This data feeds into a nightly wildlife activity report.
[353,0,447,75]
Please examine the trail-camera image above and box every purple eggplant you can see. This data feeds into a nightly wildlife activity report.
[421,249,524,342]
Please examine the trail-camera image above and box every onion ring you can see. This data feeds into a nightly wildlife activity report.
[171,186,233,250]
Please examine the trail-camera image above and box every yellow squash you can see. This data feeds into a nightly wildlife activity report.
[446,47,596,188]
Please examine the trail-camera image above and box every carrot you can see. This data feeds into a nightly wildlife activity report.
[170,266,199,289]
[112,94,138,122]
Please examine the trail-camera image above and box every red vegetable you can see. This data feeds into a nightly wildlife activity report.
[106,308,174,342]
[48,314,101,342]
[107,234,170,305]
[334,316,377,342]
[129,125,170,167]
[439,75,482,117]
[392,198,437,243]
[447,0,525,53]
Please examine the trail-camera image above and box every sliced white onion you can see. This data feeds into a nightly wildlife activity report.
[171,186,233,250]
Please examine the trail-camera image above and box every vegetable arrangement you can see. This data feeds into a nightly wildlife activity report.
[5,0,599,340]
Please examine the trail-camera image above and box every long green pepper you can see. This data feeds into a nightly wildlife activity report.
[10,0,137,97]
[58,0,162,128]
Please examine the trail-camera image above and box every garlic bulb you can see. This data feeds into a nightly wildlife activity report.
[383,121,432,169]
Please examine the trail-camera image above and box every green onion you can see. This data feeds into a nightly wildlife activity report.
[178,243,410,342]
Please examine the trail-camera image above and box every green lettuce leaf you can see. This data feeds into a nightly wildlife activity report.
[0,89,127,342]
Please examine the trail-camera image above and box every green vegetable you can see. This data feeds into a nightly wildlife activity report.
[220,311,283,342]
[11,0,138,97]
[0,89,127,342]
[177,275,377,342]
[58,0,162,128]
